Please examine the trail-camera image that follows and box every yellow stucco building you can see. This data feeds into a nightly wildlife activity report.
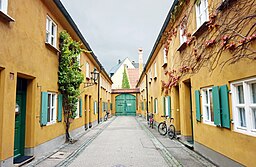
[137,0,256,166]
[0,0,112,166]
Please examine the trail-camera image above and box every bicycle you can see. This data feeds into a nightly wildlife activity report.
[158,116,176,139]
[148,113,154,129]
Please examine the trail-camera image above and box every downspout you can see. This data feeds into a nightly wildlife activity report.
[146,74,149,121]
[98,68,101,124]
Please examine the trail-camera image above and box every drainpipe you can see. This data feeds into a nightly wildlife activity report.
[98,67,102,124]
[146,74,149,121]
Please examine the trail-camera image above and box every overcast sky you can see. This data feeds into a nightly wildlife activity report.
[61,0,174,72]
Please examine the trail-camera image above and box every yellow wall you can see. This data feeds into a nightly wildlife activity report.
[0,0,112,161]
[137,0,256,166]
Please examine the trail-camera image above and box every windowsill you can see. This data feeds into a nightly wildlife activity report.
[234,128,256,137]
[177,42,187,52]
[45,42,60,53]
[162,62,167,68]
[203,120,215,126]
[0,10,14,22]
[192,21,209,38]
[47,121,56,126]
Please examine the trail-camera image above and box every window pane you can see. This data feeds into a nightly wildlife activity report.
[205,90,208,103]
[206,106,210,120]
[209,89,214,122]
[237,85,244,104]
[251,83,256,103]
[239,108,246,127]
[252,108,256,129]
[48,94,51,122]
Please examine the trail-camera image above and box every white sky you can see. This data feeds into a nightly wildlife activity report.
[61,0,174,72]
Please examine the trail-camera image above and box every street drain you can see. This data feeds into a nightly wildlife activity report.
[49,151,67,159]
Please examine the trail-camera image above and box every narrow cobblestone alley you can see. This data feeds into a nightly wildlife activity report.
[61,116,215,167]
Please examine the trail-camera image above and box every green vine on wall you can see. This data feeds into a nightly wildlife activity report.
[58,31,84,142]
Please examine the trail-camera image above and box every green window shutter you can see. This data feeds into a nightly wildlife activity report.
[41,92,48,126]
[163,96,166,116]
[195,90,201,122]
[79,98,82,117]
[167,96,171,117]
[220,85,231,128]
[212,86,221,126]
[57,94,63,122]
[154,99,156,113]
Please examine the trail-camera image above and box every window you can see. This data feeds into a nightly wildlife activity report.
[77,54,81,68]
[195,0,209,29]
[154,62,157,78]
[154,98,158,114]
[86,62,90,79]
[47,93,57,124]
[179,25,187,44]
[75,100,80,119]
[46,16,57,47]
[94,101,97,114]
[231,78,256,136]
[163,48,167,65]
[0,0,8,14]
[165,97,169,116]
[201,87,214,124]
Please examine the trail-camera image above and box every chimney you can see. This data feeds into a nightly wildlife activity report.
[138,48,143,75]
[118,59,121,64]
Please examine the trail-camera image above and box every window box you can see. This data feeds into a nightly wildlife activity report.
[0,10,14,22]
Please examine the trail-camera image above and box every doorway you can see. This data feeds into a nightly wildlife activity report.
[14,78,27,159]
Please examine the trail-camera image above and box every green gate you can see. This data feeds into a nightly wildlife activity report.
[115,94,136,116]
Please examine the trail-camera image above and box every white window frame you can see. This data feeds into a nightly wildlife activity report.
[77,54,81,68]
[163,48,167,65]
[154,62,157,78]
[0,0,8,14]
[165,97,169,116]
[195,0,209,29]
[201,87,214,125]
[179,25,187,45]
[75,100,80,119]
[86,62,90,79]
[46,16,57,47]
[231,78,256,137]
[47,92,57,125]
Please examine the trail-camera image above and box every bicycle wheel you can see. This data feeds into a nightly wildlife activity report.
[158,122,167,135]
[168,124,176,139]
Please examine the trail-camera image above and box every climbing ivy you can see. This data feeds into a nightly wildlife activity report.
[58,31,84,141]
[122,67,130,89]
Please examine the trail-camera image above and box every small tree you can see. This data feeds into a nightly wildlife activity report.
[122,67,130,89]
[58,31,84,142]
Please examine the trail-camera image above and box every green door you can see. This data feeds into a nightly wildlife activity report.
[115,94,136,116]
[14,78,27,158]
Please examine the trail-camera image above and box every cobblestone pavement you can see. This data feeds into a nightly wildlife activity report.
[25,116,216,167]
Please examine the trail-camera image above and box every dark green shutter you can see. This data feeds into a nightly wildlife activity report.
[41,92,48,126]
[195,90,201,122]
[167,96,171,117]
[79,98,82,117]
[57,94,63,122]
[220,85,231,128]
[163,97,166,116]
[212,86,221,126]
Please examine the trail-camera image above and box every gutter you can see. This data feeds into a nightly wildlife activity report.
[53,0,111,82]
[136,0,179,87]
